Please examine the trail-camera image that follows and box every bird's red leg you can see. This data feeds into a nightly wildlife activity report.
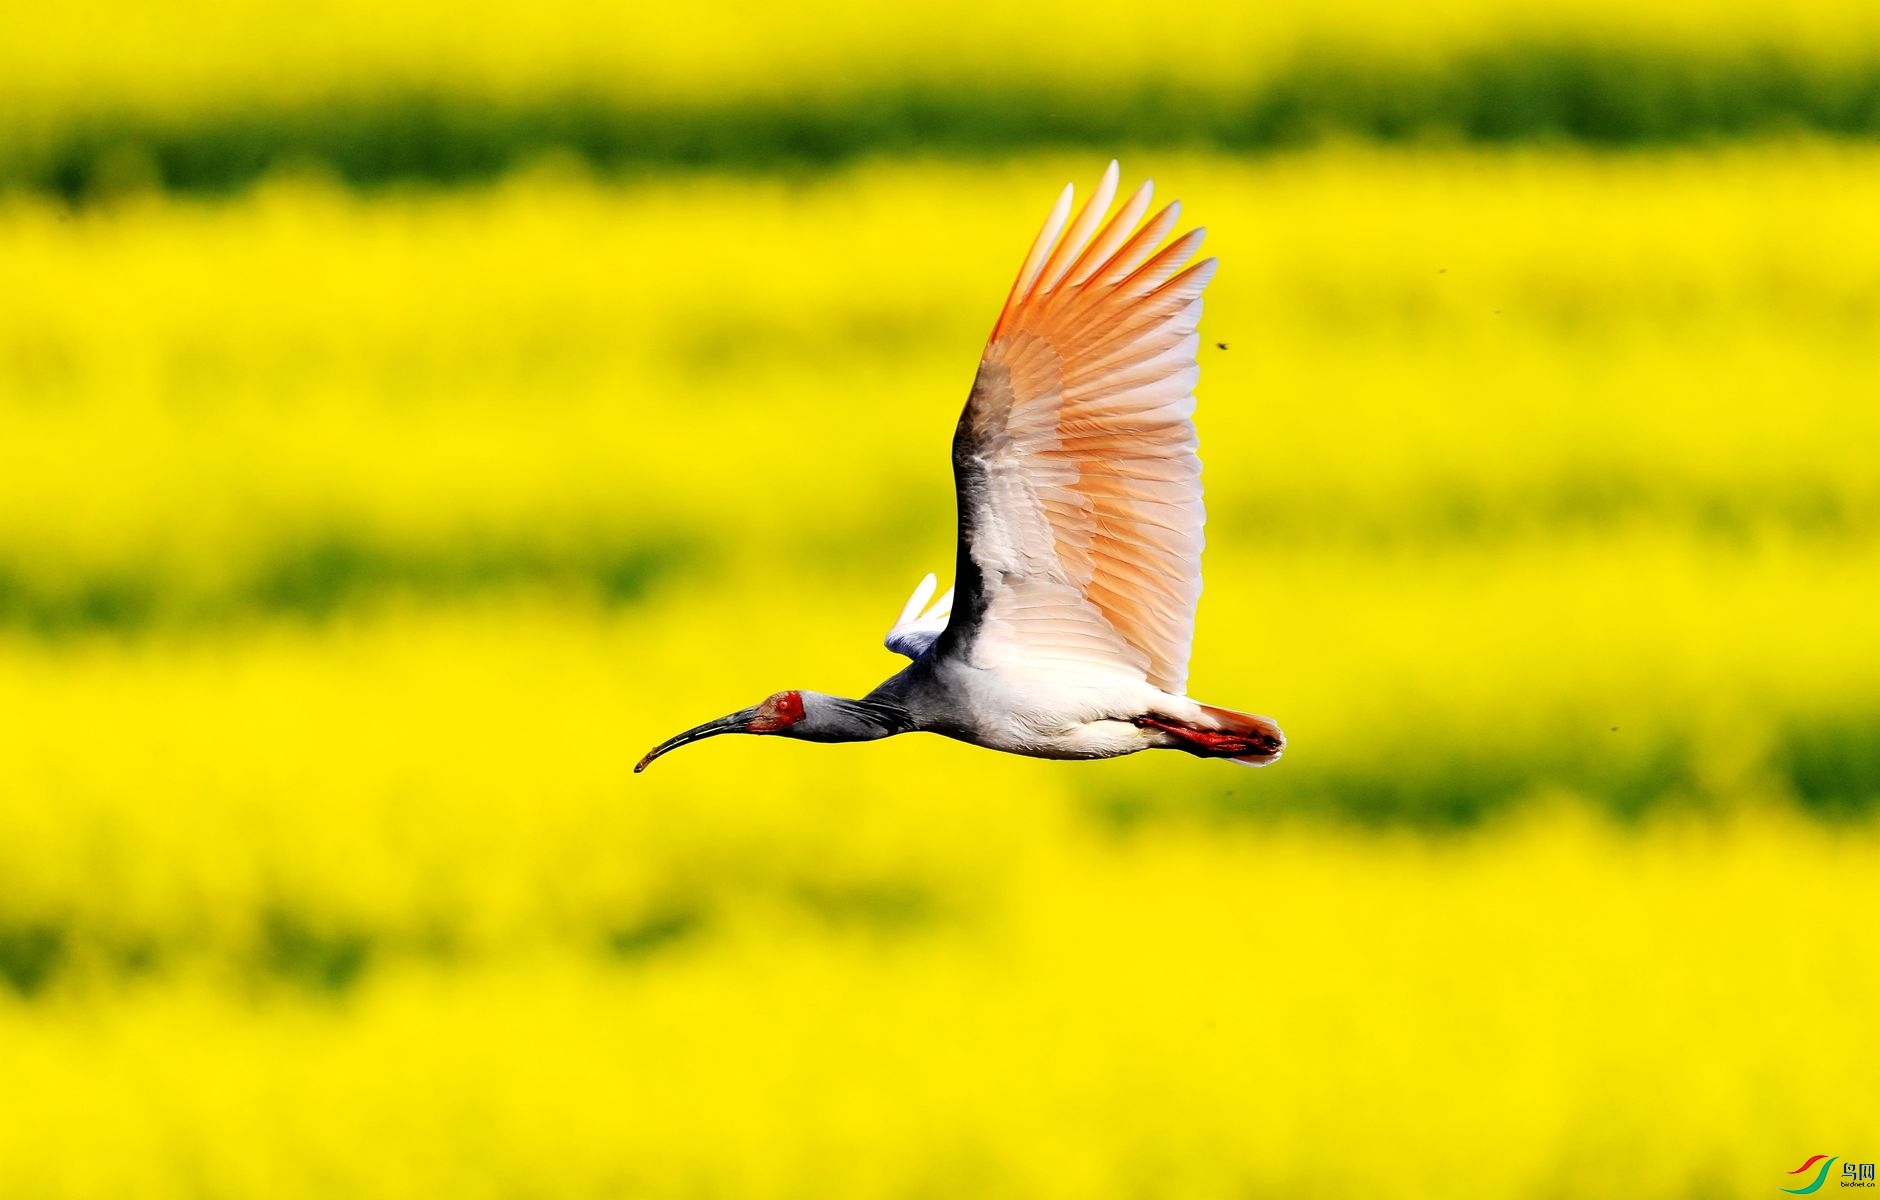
[1133,714,1281,759]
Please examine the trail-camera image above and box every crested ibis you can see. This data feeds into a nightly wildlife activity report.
[636,162,1284,773]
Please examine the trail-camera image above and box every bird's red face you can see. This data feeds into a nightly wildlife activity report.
[634,690,808,772]
[748,690,806,734]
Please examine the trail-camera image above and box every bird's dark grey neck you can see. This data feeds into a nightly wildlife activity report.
[861,660,950,731]
[794,691,916,743]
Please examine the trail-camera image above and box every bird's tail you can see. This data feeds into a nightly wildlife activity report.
[1191,702,1286,767]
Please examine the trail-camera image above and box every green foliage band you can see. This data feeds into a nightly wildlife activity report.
[10,44,1880,198]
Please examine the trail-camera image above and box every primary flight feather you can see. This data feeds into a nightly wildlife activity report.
[637,162,1284,772]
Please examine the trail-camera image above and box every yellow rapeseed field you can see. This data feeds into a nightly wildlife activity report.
[2,812,1876,1199]
[2,148,1877,1196]
[4,148,1875,587]
[4,0,1878,128]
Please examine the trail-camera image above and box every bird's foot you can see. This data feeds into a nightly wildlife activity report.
[1133,714,1283,761]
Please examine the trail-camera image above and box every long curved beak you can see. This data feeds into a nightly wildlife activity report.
[634,707,760,774]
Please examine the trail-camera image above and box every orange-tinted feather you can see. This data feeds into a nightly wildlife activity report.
[957,166,1215,693]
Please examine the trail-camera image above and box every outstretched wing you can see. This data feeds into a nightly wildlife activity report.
[884,572,954,660]
[936,161,1213,694]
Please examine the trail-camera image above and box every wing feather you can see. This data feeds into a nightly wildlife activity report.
[1036,161,1119,294]
[885,572,954,660]
[1065,180,1154,288]
[938,164,1216,694]
[995,185,1074,340]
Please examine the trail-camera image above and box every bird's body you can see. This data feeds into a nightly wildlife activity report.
[864,656,1166,761]
[637,162,1284,774]
[856,621,1273,764]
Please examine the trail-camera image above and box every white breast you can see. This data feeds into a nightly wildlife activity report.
[926,656,1169,760]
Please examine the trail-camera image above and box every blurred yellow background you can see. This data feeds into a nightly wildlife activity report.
[1,2,1877,1197]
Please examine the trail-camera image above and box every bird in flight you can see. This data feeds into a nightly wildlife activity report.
[637,162,1284,773]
